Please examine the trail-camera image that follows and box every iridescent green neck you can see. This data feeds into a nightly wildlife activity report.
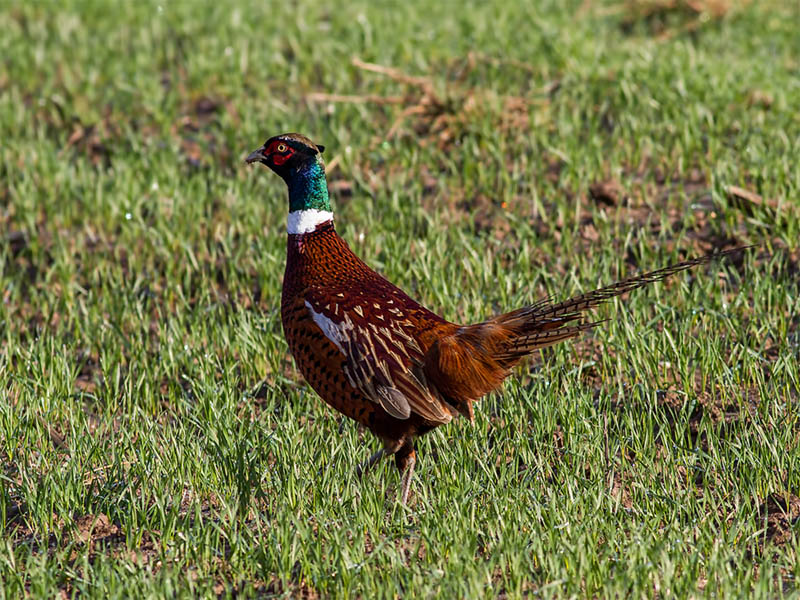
[286,156,331,212]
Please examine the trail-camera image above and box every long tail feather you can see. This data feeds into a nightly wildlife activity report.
[424,245,752,407]
[528,246,751,324]
[494,245,752,362]
[497,320,607,360]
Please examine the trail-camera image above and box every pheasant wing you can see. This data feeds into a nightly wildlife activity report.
[304,292,453,424]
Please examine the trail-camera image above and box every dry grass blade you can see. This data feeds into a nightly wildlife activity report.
[304,56,537,150]
[305,93,405,105]
[351,57,436,92]
[725,185,797,219]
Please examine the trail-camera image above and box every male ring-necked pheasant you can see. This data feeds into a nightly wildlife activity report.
[247,133,745,504]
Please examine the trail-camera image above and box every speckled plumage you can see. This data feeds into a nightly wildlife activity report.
[246,133,747,504]
[281,222,451,451]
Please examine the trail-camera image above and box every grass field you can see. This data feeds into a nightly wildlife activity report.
[2,0,799,597]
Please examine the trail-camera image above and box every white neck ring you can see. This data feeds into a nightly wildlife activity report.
[287,209,334,234]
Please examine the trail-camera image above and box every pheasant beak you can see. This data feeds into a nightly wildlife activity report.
[245,146,267,164]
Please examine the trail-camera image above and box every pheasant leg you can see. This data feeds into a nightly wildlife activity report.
[395,440,416,505]
[356,448,385,477]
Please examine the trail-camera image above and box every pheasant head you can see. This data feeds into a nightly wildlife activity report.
[246,133,332,233]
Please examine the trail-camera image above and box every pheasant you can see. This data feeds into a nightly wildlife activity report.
[246,133,746,504]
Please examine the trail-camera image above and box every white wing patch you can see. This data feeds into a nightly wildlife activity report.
[305,300,351,354]
[303,298,451,423]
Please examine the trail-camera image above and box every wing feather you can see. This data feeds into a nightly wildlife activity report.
[305,296,452,423]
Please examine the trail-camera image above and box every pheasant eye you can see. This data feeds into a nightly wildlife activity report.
[276,143,288,153]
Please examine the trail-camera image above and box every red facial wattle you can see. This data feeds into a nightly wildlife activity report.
[272,152,292,166]
[266,140,294,166]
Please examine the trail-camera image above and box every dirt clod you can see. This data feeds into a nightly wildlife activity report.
[68,513,119,545]
[759,493,800,547]
[589,179,624,206]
